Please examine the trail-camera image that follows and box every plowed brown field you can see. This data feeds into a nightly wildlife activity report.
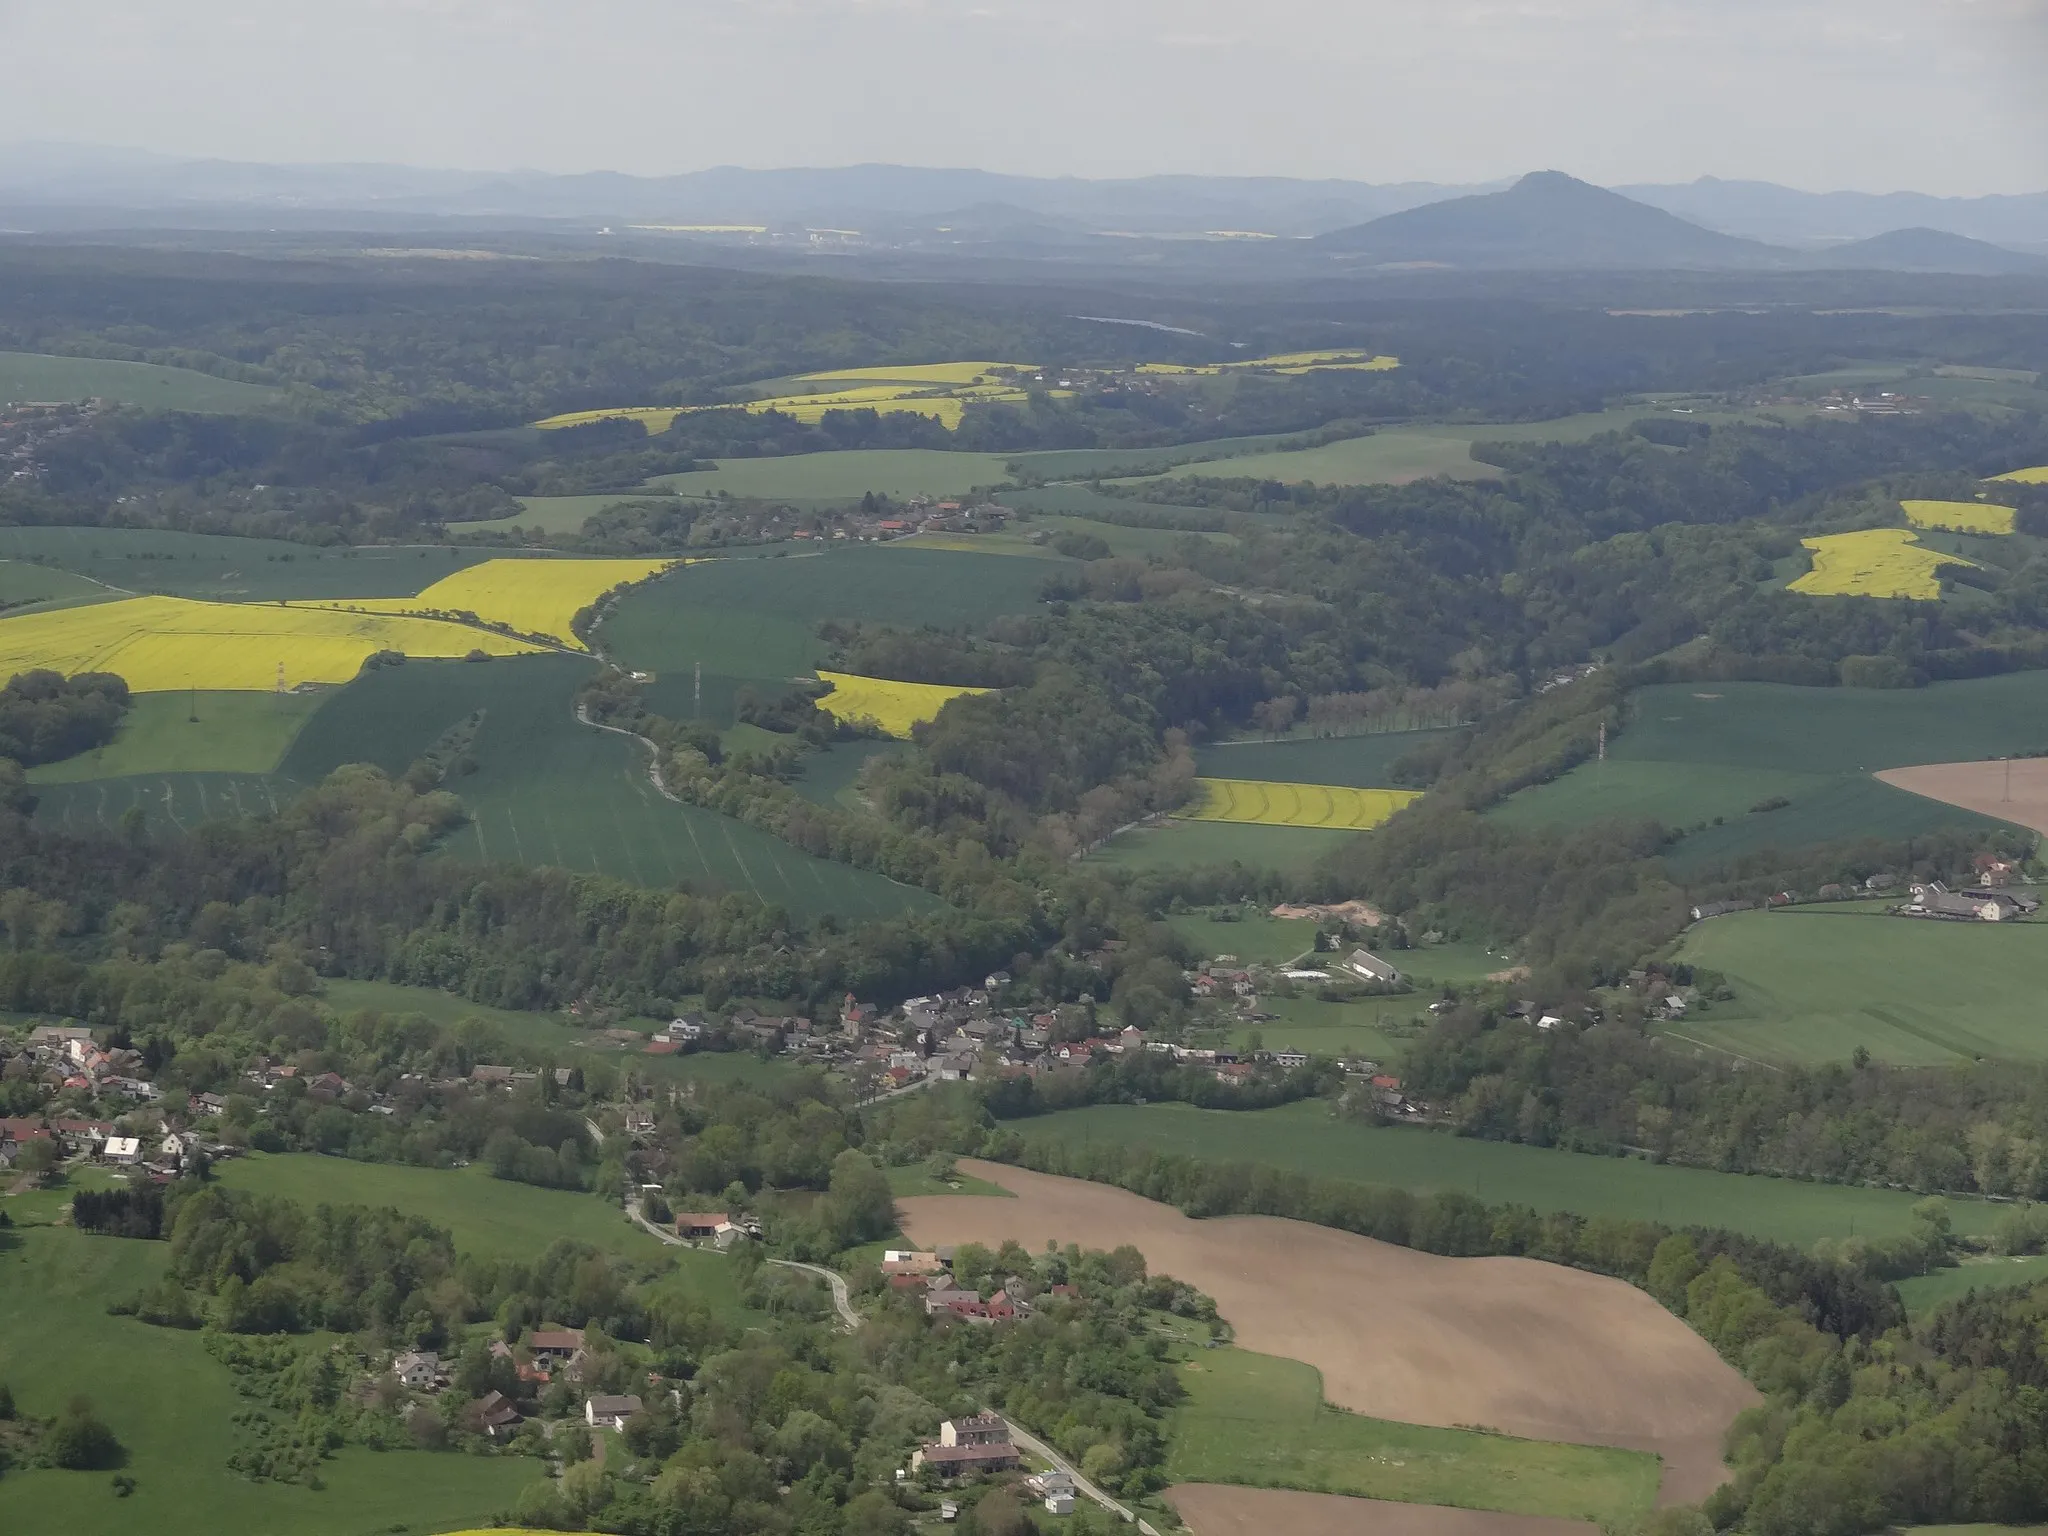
[1166,1485,1597,1536]
[900,1161,1756,1505]
[1878,758,2048,837]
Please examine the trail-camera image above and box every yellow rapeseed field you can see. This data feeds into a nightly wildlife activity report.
[1900,499,2016,535]
[1185,778,1422,829]
[792,361,1035,386]
[290,558,677,649]
[815,671,990,738]
[1138,351,1401,377]
[1789,530,1977,601]
[1990,466,2048,484]
[0,595,542,692]
[532,405,686,433]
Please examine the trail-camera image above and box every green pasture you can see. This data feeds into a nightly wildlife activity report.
[1146,430,1498,487]
[0,556,114,611]
[1000,483,1240,530]
[0,526,501,601]
[1166,911,1320,966]
[0,350,283,413]
[1008,432,1317,479]
[1196,729,1457,788]
[29,690,326,782]
[793,739,904,808]
[501,492,672,534]
[1032,514,1233,559]
[1896,1256,2048,1319]
[279,654,937,920]
[1672,908,2048,1066]
[649,449,1017,502]
[1490,677,2048,865]
[1213,995,1425,1065]
[1087,818,1357,874]
[603,545,1060,728]
[1167,1347,1658,1524]
[884,1165,1016,1198]
[1016,1100,2006,1247]
[0,1226,537,1536]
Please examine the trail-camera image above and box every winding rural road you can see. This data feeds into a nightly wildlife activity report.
[624,1197,686,1246]
[764,1258,1154,1531]
[769,1258,861,1330]
[1003,1419,1158,1534]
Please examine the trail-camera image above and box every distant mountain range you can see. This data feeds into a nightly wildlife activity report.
[1,145,2044,272]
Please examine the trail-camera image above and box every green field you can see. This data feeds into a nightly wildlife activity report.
[0,526,501,601]
[605,545,1061,728]
[32,770,302,835]
[1008,432,1322,479]
[649,449,1019,501]
[0,350,283,413]
[1896,1256,2048,1319]
[0,556,115,611]
[1167,1347,1658,1524]
[793,739,905,808]
[1166,911,1321,966]
[1491,677,2048,866]
[281,655,937,920]
[0,1226,538,1536]
[1195,729,1457,787]
[500,492,671,534]
[1018,1101,2006,1247]
[217,1155,732,1290]
[1673,908,2048,1066]
[29,690,326,782]
[1146,430,1499,487]
[1087,818,1358,874]
[884,1164,1017,1198]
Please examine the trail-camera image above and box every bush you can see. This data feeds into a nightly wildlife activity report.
[46,1398,121,1470]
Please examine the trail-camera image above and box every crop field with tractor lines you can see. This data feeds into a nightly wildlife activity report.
[287,555,680,647]
[1901,499,2016,535]
[1789,529,1976,599]
[815,670,989,737]
[1188,777,1422,829]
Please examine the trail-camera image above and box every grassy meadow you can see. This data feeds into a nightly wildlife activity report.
[28,690,326,782]
[1895,1256,2048,1319]
[648,448,1018,501]
[1145,430,1499,487]
[1017,1101,2006,1247]
[0,350,283,412]
[1672,908,2048,1066]
[1167,1346,1659,1524]
[0,1226,538,1536]
[1165,911,1321,966]
[32,771,305,836]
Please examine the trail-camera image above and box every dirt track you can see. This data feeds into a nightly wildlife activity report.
[1879,758,2048,837]
[1167,1485,1597,1536]
[900,1161,1756,1506]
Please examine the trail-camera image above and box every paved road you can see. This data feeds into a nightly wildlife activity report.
[770,1258,860,1330]
[1004,1419,1158,1534]
[624,1197,685,1246]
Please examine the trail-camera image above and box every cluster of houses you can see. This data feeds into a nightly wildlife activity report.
[1897,882,2042,924]
[9,1024,159,1103]
[1,397,102,483]
[903,1412,1081,1513]
[1689,860,2041,927]
[879,1249,1059,1324]
[382,1328,662,1442]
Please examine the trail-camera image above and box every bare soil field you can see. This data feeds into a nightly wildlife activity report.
[900,1161,1756,1504]
[1166,1485,1596,1536]
[1878,758,2048,837]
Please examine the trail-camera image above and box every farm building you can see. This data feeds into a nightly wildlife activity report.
[1343,948,1402,984]
[1690,900,1756,922]
[525,1328,586,1364]
[1898,883,2037,922]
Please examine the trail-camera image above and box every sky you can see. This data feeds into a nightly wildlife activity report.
[1,0,2045,193]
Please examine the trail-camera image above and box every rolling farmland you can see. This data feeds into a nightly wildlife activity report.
[290,555,678,646]
[0,593,543,691]
[1196,729,1456,787]
[1789,528,1973,599]
[27,690,324,781]
[1087,818,1358,873]
[1189,777,1421,829]
[647,448,1018,502]
[0,527,500,601]
[1013,1101,2006,1247]
[0,350,283,412]
[1901,498,2016,535]
[1489,677,2040,865]
[815,670,988,737]
[1991,466,2048,484]
[1672,908,2048,1066]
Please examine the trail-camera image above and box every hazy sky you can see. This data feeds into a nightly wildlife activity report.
[2,0,2045,193]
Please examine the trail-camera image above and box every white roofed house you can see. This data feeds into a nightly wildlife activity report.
[1343,948,1402,985]
[391,1350,440,1389]
[585,1393,643,1429]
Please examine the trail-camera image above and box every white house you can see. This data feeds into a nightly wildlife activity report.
[103,1136,141,1164]
[391,1351,439,1389]
[585,1394,643,1429]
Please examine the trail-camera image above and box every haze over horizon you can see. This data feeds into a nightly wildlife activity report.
[0,0,2044,197]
